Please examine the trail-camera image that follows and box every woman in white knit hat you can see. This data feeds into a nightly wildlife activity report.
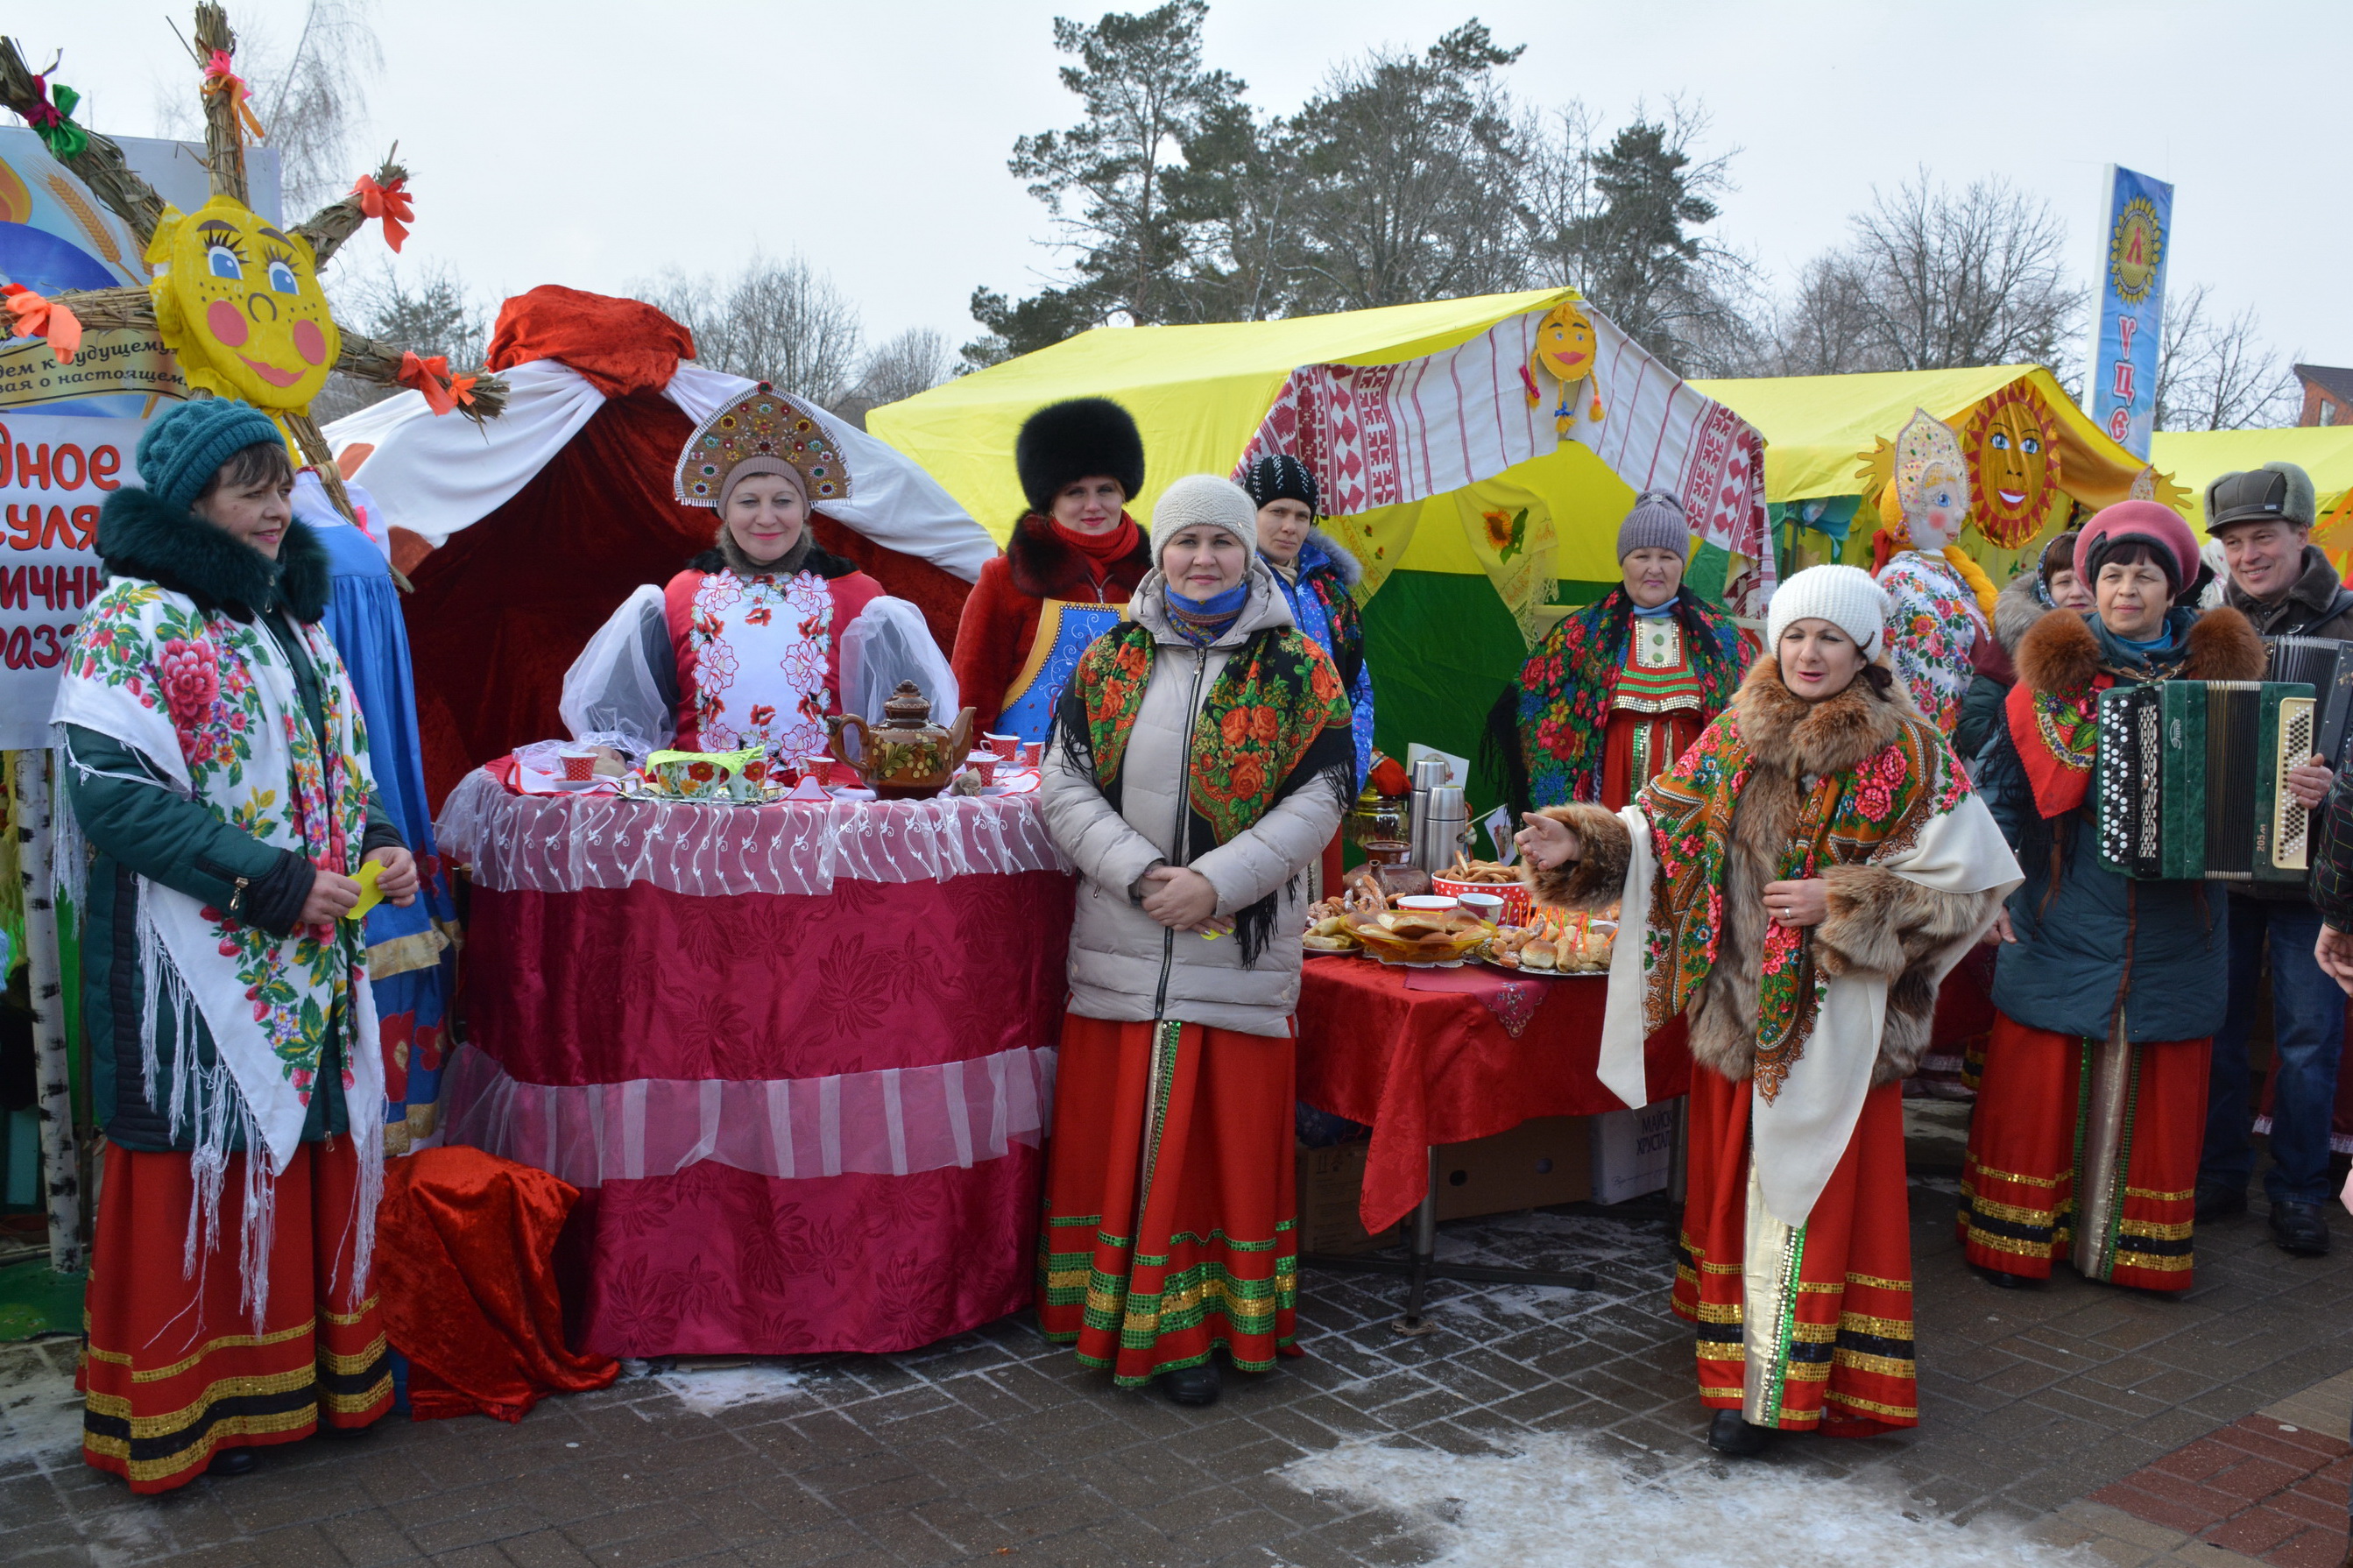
[1035,474,1354,1407]
[1514,565,2019,1456]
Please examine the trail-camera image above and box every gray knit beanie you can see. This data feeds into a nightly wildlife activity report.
[1148,474,1258,562]
[1616,491,1690,561]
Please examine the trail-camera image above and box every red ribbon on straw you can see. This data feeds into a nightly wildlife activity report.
[352,173,413,252]
[2,285,82,363]
[397,351,477,417]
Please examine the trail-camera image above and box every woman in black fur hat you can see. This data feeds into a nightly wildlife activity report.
[949,397,1153,741]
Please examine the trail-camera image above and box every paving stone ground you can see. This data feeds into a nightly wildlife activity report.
[4,1126,2351,1568]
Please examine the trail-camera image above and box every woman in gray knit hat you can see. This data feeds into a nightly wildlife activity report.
[1496,491,1752,811]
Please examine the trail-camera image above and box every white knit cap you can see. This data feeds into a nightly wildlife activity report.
[1764,564,1889,659]
[1148,473,1259,561]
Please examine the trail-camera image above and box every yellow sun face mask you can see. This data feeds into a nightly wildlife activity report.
[145,194,340,412]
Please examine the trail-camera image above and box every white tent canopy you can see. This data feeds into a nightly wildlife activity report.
[326,360,996,582]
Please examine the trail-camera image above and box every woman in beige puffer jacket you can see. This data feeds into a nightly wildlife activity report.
[1035,473,1353,1409]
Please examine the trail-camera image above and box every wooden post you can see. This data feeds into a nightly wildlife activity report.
[11,750,84,1275]
[192,4,248,207]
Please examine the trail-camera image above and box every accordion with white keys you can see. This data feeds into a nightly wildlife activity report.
[2094,680,2315,882]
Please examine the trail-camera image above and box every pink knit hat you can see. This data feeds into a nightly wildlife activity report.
[2074,501,2202,597]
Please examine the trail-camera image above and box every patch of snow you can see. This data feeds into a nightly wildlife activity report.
[0,1346,84,1469]
[1281,1433,2095,1568]
[652,1362,808,1416]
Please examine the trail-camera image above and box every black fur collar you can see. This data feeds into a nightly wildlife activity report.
[96,485,329,623]
[1005,512,1153,599]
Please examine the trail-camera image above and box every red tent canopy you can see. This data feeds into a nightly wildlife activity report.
[373,288,973,808]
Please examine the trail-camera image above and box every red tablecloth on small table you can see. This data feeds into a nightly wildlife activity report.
[1295,956,1691,1234]
[435,768,1073,1360]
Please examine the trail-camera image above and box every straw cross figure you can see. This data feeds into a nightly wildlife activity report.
[0,2,506,523]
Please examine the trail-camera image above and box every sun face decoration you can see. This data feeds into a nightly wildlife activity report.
[1524,301,1605,434]
[145,194,339,411]
[1960,381,2063,550]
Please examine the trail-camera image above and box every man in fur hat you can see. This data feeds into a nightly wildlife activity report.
[2199,463,2346,1254]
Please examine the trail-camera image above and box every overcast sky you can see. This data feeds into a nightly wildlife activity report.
[35,1,2353,373]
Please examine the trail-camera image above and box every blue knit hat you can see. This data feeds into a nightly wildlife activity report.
[135,398,286,513]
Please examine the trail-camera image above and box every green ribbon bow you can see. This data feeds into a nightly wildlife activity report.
[27,80,88,161]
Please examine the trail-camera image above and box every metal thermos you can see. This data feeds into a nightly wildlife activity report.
[1415,784,1469,873]
[1408,754,1450,866]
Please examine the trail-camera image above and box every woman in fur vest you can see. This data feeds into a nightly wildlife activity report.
[1961,503,2264,1295]
[1515,565,2019,1456]
[950,397,1155,741]
[1035,475,1353,1409]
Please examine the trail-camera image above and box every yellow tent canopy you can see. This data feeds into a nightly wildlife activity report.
[2150,427,2353,531]
[871,288,1779,839]
[871,286,1775,607]
[1691,364,2173,581]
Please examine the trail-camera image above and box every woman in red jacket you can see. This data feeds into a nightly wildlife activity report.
[950,398,1153,740]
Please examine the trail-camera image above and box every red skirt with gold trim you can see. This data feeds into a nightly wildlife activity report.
[1675,1067,1918,1435]
[1036,1012,1299,1386]
[1959,1012,2207,1292]
[80,1137,392,1493]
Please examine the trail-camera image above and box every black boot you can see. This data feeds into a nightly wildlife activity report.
[1162,1361,1221,1407]
[2270,1200,2332,1256]
[2195,1182,2248,1221]
[206,1448,255,1477]
[1973,1264,2033,1289]
[1706,1409,1772,1457]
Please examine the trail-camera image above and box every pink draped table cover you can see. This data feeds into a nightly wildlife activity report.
[435,769,1075,1359]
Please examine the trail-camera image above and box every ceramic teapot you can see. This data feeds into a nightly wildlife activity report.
[827,682,978,800]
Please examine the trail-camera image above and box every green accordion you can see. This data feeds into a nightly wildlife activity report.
[2095,680,2316,881]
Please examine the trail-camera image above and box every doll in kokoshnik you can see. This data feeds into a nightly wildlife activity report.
[1500,491,1749,812]
[1870,408,1999,738]
[53,398,422,1492]
[950,398,1155,744]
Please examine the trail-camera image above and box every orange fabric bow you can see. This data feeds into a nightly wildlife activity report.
[398,351,478,417]
[2,284,81,363]
[200,49,268,144]
[352,173,413,253]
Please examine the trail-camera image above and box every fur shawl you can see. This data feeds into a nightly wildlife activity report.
[96,484,329,624]
[2014,603,2265,696]
[1526,656,2002,1085]
[1005,512,1154,601]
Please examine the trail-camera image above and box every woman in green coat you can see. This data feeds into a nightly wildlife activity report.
[55,398,418,1491]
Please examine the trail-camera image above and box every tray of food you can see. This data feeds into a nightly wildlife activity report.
[1481,912,1616,976]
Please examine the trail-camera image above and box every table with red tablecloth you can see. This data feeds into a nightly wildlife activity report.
[433,768,1072,1360]
[1295,955,1692,1236]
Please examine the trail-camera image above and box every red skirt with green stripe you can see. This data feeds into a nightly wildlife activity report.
[1037,1012,1299,1385]
[1959,1013,2207,1291]
[80,1137,391,1492]
[1676,1066,1918,1434]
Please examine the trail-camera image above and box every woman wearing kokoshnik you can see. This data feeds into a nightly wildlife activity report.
[1500,491,1749,812]
[566,383,892,764]
[1962,502,2265,1294]
[1035,474,1353,1408]
[52,398,421,1492]
[1514,566,2018,1456]
[950,397,1155,743]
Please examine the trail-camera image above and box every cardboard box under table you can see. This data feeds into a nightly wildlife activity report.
[1294,955,1691,1323]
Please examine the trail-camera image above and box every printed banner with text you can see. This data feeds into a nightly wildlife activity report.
[0,413,138,748]
[2088,165,2173,461]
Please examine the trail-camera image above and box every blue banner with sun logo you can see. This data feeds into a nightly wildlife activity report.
[2088,165,2173,461]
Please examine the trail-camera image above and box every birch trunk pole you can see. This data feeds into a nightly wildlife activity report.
[12,750,83,1274]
